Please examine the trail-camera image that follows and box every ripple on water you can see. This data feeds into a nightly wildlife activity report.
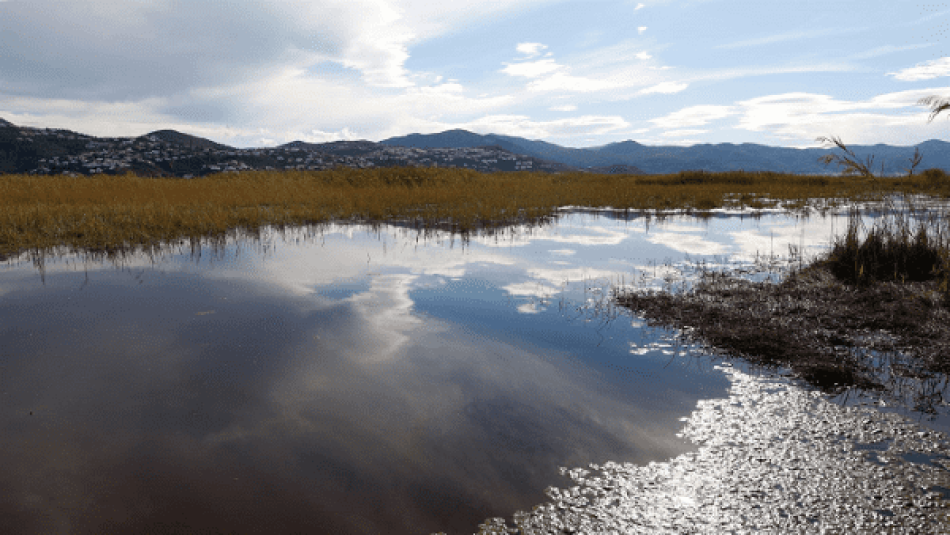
[468,365,950,535]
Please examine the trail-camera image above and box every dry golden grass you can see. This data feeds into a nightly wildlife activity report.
[2,166,949,260]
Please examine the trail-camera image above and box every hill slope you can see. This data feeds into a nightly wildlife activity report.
[382,130,950,176]
[144,129,234,151]
[2,117,947,177]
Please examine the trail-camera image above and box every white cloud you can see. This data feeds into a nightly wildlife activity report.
[650,104,736,128]
[846,44,936,61]
[211,66,515,144]
[659,129,709,138]
[0,0,567,99]
[405,82,465,95]
[501,58,564,78]
[639,81,689,95]
[527,72,624,93]
[501,39,665,95]
[397,0,560,39]
[559,39,666,72]
[516,42,549,58]
[459,114,631,139]
[3,0,942,151]
[634,87,950,148]
[886,57,950,81]
[726,89,950,146]
[308,128,362,143]
[0,0,555,142]
[0,94,212,139]
[682,62,858,84]
[736,90,932,119]
[715,26,865,50]
[335,2,416,88]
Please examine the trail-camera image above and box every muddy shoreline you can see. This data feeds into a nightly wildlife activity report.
[616,259,950,407]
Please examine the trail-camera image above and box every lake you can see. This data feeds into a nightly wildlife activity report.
[2,199,950,534]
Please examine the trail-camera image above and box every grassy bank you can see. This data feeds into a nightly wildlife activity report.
[616,195,950,405]
[3,166,950,261]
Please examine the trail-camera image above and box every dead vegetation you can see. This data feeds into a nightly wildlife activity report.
[616,197,950,398]
[2,165,950,262]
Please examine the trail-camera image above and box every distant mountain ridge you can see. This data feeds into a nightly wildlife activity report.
[280,139,387,157]
[1,116,947,177]
[0,117,579,176]
[381,130,630,170]
[147,129,233,151]
[379,129,526,154]
[381,129,950,176]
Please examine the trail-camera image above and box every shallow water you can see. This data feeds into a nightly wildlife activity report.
[1,200,948,534]
[491,365,950,534]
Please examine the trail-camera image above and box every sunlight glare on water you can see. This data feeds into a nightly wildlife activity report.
[477,365,950,534]
[1,199,949,534]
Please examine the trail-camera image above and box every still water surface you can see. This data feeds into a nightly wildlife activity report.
[2,203,949,534]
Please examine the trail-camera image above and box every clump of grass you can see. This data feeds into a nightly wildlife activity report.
[813,198,950,301]
[919,168,950,188]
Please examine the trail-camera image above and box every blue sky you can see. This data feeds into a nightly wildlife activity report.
[1,0,949,149]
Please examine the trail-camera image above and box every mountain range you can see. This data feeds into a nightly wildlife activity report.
[380,129,950,176]
[0,118,576,177]
[1,117,947,177]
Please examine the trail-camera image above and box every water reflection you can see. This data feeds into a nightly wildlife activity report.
[491,365,950,534]
[1,201,948,534]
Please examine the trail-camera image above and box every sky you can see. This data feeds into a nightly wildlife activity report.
[1,0,950,150]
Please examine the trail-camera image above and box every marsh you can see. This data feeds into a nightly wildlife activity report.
[3,199,950,534]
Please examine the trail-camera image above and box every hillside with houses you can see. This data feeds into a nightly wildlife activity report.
[0,119,588,178]
[3,117,946,178]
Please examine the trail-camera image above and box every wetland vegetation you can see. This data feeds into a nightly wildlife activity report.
[2,163,950,261]
[5,142,950,534]
[614,130,950,403]
[5,96,950,535]
[3,140,950,400]
[617,195,950,398]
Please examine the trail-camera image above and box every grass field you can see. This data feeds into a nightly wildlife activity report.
[3,166,950,261]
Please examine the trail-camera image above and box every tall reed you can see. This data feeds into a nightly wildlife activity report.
[2,167,949,260]
[815,196,950,301]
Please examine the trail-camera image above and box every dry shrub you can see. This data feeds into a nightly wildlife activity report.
[921,168,949,186]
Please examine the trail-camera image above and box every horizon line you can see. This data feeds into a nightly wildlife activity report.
[2,117,947,151]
